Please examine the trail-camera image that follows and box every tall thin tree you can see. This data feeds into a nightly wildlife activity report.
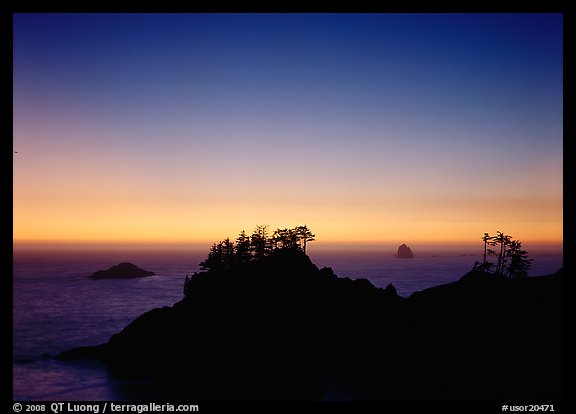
[493,231,512,276]
[296,225,315,254]
[482,232,491,267]
[235,230,251,263]
[251,225,270,258]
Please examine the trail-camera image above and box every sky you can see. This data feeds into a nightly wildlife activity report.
[13,13,563,251]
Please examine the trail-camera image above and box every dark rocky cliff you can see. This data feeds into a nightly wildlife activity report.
[60,250,562,401]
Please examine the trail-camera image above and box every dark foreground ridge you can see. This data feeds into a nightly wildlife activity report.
[89,262,156,279]
[59,249,563,401]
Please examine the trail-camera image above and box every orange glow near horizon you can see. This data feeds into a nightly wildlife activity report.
[13,161,563,249]
[13,141,562,250]
[13,14,563,254]
[13,147,562,248]
[13,195,563,251]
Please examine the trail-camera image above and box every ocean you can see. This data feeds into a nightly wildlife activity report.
[12,248,563,401]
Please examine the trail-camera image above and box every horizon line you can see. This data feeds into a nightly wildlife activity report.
[12,239,564,253]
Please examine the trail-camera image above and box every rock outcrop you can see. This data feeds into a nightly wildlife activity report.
[89,262,155,279]
[61,250,562,401]
[397,243,414,258]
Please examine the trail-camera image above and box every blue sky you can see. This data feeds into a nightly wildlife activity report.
[13,13,563,247]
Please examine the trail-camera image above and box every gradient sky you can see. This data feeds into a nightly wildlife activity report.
[13,13,563,249]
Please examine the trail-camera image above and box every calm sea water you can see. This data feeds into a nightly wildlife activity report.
[13,248,563,400]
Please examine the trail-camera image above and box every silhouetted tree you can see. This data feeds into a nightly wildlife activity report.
[493,231,512,276]
[222,237,235,268]
[506,240,532,278]
[483,233,495,267]
[296,225,315,254]
[474,231,532,278]
[482,232,490,264]
[199,242,225,271]
[198,225,317,273]
[183,272,200,297]
[273,228,299,250]
[474,232,496,272]
[235,230,251,263]
[251,225,270,258]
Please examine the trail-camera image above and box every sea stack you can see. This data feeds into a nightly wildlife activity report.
[397,244,414,258]
[89,262,156,279]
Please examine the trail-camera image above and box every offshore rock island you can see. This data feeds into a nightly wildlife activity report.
[397,243,414,258]
[89,262,156,279]
[59,227,562,401]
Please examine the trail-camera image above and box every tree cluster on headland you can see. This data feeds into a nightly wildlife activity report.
[197,224,314,271]
[474,231,532,278]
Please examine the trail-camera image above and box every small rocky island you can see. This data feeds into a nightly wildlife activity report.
[89,262,156,279]
[397,243,414,258]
